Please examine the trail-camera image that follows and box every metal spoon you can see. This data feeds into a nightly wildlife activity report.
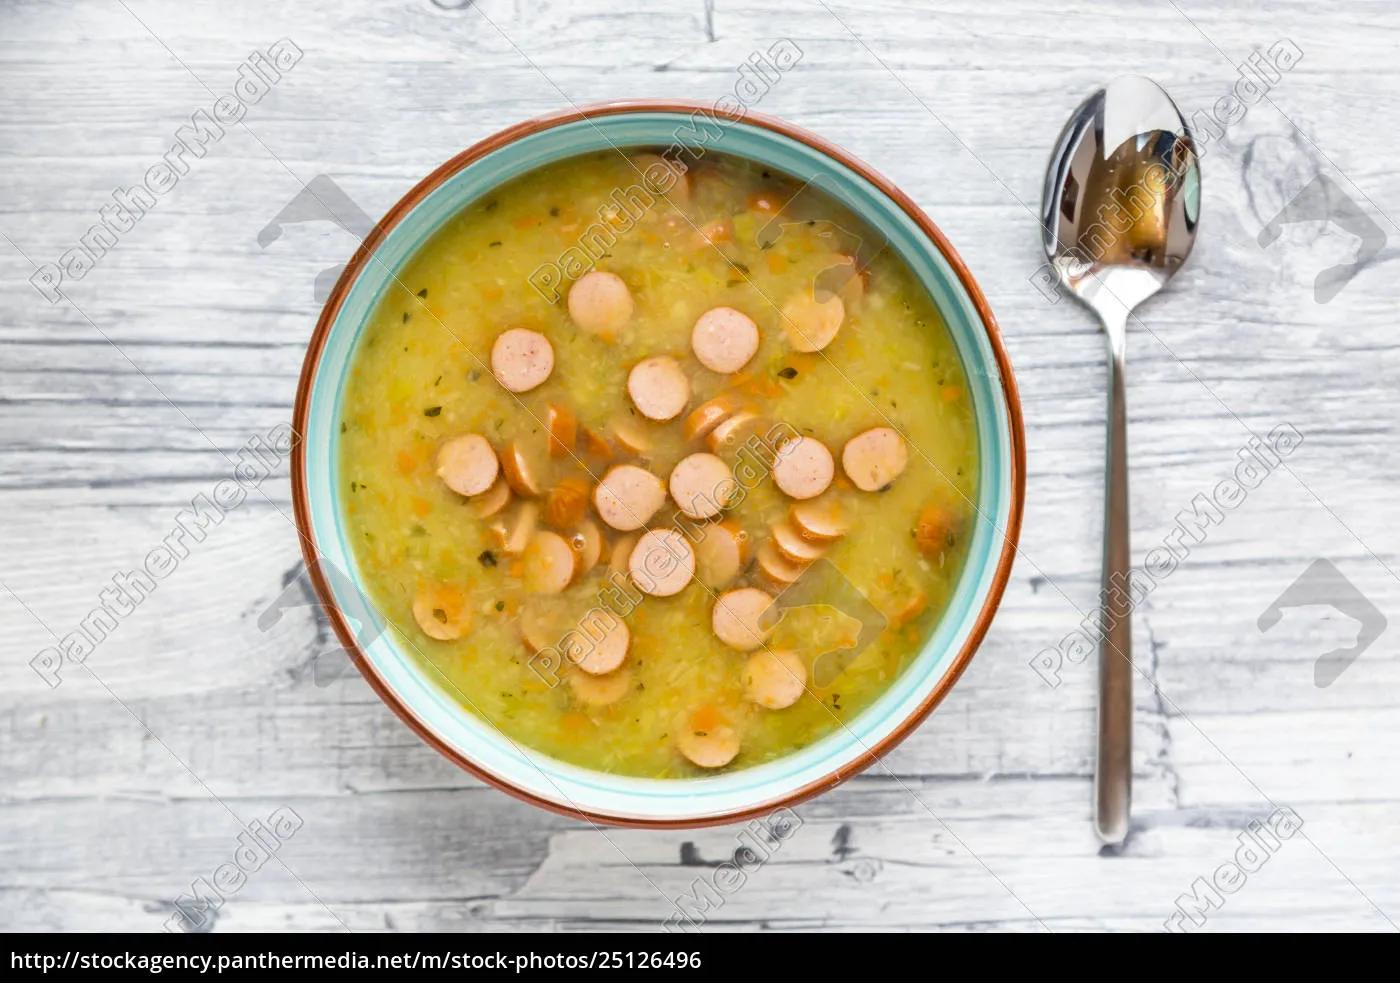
[1040,76,1200,845]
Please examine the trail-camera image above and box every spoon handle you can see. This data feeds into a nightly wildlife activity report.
[1096,328,1133,845]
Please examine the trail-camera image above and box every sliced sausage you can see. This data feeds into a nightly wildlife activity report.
[771,435,834,500]
[771,519,828,565]
[629,529,695,597]
[842,427,909,491]
[608,531,639,576]
[567,271,634,340]
[609,414,653,455]
[790,497,848,541]
[676,708,740,769]
[705,410,762,455]
[546,403,577,458]
[569,519,603,575]
[593,464,666,532]
[566,615,630,675]
[711,587,775,651]
[627,356,691,422]
[780,290,845,352]
[523,530,576,594]
[490,328,554,392]
[691,307,760,374]
[743,649,807,710]
[756,538,807,587]
[435,434,499,497]
[694,520,748,590]
[568,666,633,706]
[468,476,512,518]
[412,584,471,641]
[683,394,740,441]
[519,598,565,653]
[500,439,544,497]
[490,501,539,555]
[668,453,736,520]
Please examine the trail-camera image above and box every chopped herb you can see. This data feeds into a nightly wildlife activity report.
[549,206,560,217]
[495,600,505,612]
[777,366,798,380]
[410,524,427,537]
[761,169,771,179]
[488,240,502,248]
[433,375,442,386]
[878,483,893,493]
[340,422,347,434]
[423,406,442,417]
[416,288,428,298]
[733,262,751,275]
[349,481,358,492]
[726,279,742,287]
[484,199,498,211]
[478,550,498,568]
[494,418,504,430]
[402,312,410,323]
[469,370,481,382]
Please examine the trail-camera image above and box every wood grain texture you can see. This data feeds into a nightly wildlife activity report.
[1,0,1398,933]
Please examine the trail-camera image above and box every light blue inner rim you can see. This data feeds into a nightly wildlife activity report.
[308,112,1013,801]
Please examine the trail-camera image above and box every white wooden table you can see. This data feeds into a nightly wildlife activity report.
[2,0,1397,933]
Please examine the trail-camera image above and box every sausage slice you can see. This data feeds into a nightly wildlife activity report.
[490,501,539,555]
[842,427,909,491]
[676,711,740,769]
[629,529,695,597]
[743,649,807,710]
[756,538,807,587]
[567,271,634,340]
[500,439,544,497]
[771,519,828,565]
[546,402,577,458]
[568,666,633,706]
[789,497,848,541]
[565,614,630,675]
[468,476,512,518]
[609,414,653,455]
[412,584,471,641]
[683,394,740,441]
[435,434,499,497]
[490,328,555,392]
[523,530,576,594]
[668,452,736,520]
[694,520,748,589]
[569,519,603,575]
[593,464,666,531]
[771,435,834,500]
[712,587,776,651]
[705,410,762,455]
[691,307,760,374]
[780,290,845,352]
[627,356,691,422]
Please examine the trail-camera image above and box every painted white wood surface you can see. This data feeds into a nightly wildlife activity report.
[1,0,1398,933]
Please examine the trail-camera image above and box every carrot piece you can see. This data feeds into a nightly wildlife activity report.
[411,497,432,517]
[914,504,955,556]
[766,252,788,274]
[544,477,590,529]
[396,449,417,475]
[941,385,963,403]
[561,711,591,733]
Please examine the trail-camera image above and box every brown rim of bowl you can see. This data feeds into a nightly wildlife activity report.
[291,99,1026,829]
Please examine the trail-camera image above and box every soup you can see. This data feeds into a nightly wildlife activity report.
[338,149,977,778]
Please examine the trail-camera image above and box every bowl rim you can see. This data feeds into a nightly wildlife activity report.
[290,99,1026,829]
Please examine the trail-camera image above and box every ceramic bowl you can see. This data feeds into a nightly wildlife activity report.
[292,102,1025,827]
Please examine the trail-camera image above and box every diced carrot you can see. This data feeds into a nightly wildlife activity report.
[581,426,614,459]
[545,477,590,529]
[513,215,538,230]
[508,560,523,578]
[893,591,928,627]
[396,449,417,475]
[411,497,432,517]
[766,252,788,274]
[941,385,963,403]
[561,711,592,733]
[914,504,955,556]
[481,283,504,302]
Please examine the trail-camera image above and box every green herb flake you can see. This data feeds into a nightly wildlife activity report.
[423,406,442,417]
